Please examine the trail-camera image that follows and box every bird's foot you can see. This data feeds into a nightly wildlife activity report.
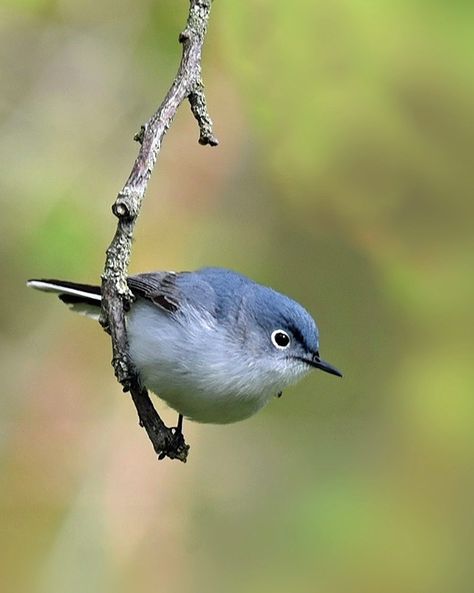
[157,414,189,462]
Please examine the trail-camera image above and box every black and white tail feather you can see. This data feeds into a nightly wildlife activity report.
[27,279,103,320]
[27,272,179,319]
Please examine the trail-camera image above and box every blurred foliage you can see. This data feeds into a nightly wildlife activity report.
[1,1,473,592]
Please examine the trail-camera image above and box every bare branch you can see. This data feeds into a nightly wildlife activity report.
[189,83,219,146]
[100,0,217,463]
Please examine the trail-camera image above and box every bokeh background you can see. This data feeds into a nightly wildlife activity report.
[1,1,473,592]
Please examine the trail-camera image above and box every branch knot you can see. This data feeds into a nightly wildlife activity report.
[112,190,139,221]
[134,124,147,144]
[179,29,191,43]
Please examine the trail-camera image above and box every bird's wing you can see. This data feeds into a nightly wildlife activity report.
[127,272,184,313]
[127,271,217,317]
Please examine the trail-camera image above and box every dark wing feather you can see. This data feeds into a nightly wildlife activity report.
[127,272,188,313]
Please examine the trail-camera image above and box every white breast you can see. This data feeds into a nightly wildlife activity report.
[126,300,288,424]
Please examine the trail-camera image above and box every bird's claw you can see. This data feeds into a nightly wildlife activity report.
[157,421,189,462]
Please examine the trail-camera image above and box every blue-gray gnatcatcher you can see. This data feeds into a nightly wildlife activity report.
[28,267,341,425]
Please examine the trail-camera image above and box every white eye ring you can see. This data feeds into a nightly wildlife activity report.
[271,329,291,350]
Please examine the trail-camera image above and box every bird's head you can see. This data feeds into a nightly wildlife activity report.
[240,285,342,384]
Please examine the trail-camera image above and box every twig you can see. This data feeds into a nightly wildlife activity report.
[100,0,217,463]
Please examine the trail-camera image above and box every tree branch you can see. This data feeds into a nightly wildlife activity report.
[99,0,217,463]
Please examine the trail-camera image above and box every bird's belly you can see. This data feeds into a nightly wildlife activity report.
[126,300,284,423]
[143,376,272,424]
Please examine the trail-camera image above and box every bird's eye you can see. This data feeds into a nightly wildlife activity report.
[271,329,291,349]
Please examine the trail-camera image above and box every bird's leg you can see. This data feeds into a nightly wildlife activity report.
[166,413,186,456]
[158,414,187,462]
[176,413,184,435]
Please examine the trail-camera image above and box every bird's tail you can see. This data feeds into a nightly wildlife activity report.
[27,279,102,319]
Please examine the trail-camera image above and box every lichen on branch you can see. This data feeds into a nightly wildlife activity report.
[100,0,217,463]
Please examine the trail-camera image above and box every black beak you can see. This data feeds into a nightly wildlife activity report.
[304,352,343,377]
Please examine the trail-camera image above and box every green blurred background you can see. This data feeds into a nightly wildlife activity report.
[1,1,473,592]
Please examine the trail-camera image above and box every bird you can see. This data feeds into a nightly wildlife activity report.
[27,267,342,427]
